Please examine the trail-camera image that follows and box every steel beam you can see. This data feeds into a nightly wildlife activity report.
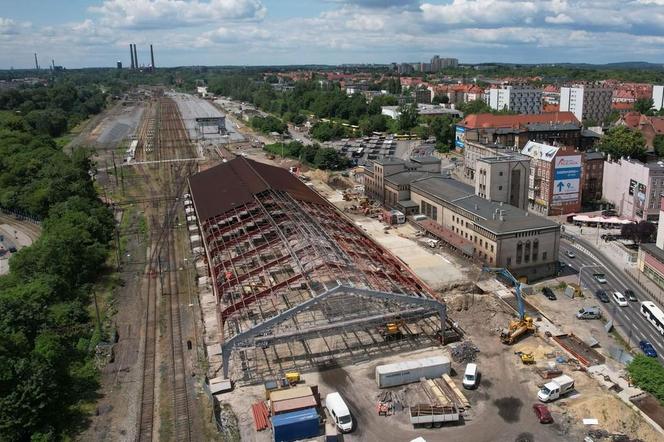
[220,285,446,378]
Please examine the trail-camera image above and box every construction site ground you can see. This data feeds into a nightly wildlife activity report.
[219,291,661,442]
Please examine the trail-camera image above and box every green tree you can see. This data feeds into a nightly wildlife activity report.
[634,98,654,114]
[397,104,418,131]
[653,134,664,157]
[596,126,646,160]
[457,99,492,114]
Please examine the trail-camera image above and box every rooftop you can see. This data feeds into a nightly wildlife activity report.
[477,154,529,164]
[410,155,441,165]
[188,157,325,221]
[458,112,579,130]
[411,177,558,234]
[385,171,434,186]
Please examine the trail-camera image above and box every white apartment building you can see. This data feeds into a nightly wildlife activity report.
[653,85,664,111]
[487,86,542,114]
[559,86,613,123]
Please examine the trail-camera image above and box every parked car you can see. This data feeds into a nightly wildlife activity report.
[576,306,602,320]
[595,290,610,303]
[612,291,628,307]
[565,250,576,258]
[542,287,557,300]
[639,340,658,358]
[532,404,553,424]
[624,289,638,302]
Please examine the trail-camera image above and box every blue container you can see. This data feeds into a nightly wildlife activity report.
[272,407,319,442]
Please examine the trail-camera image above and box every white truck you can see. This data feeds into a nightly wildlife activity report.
[537,375,575,402]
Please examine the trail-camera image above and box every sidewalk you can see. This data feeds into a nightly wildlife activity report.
[561,223,636,269]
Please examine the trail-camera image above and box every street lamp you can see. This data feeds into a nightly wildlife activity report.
[578,264,602,287]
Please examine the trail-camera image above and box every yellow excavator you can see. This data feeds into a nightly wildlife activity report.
[482,267,536,345]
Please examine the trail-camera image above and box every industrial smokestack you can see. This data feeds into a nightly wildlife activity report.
[129,44,134,69]
[51,59,55,70]
[150,44,155,72]
[34,53,39,70]
[133,44,138,69]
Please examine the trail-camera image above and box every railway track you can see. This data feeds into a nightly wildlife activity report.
[135,90,196,441]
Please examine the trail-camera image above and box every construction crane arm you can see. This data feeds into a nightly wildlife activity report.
[481,266,524,320]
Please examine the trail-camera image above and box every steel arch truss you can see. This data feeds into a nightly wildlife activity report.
[220,285,446,378]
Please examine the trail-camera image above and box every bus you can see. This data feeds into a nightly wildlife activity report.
[640,301,664,336]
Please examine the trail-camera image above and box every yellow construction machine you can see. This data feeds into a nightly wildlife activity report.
[482,267,536,345]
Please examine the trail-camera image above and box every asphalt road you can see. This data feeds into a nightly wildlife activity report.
[559,236,664,363]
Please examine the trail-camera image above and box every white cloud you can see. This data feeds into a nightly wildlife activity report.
[545,13,573,24]
[0,17,30,35]
[90,0,266,29]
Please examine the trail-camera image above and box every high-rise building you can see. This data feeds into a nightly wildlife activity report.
[487,86,542,114]
[653,85,664,111]
[559,86,613,123]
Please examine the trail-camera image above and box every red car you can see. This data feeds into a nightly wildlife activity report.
[533,403,553,424]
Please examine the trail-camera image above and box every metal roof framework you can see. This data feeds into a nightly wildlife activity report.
[191,158,447,380]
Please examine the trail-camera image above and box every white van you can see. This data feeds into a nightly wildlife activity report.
[462,363,478,389]
[325,392,353,433]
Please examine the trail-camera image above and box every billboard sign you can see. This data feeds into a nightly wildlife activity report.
[553,155,581,204]
[455,126,465,148]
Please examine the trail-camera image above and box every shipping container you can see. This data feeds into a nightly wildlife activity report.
[272,395,317,415]
[269,386,312,402]
[375,356,451,388]
[272,407,319,442]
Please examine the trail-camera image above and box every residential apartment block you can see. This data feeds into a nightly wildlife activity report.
[520,141,585,216]
[455,112,581,151]
[582,151,605,204]
[559,86,613,123]
[602,158,664,222]
[653,85,664,111]
[487,86,542,114]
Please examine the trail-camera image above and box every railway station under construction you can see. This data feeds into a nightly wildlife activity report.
[188,157,455,383]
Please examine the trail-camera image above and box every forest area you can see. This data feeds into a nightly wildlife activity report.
[0,80,114,440]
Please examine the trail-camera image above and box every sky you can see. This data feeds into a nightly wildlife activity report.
[1,0,664,69]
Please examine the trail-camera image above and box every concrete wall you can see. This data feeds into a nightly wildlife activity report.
[476,159,530,210]
[410,188,559,280]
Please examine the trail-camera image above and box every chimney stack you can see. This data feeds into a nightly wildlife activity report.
[150,44,155,72]
[133,44,138,69]
[34,53,39,70]
[129,44,135,69]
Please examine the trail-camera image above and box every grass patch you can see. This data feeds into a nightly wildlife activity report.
[628,355,664,405]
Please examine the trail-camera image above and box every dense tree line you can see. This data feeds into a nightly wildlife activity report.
[0,84,112,439]
[628,355,664,405]
[264,141,350,170]
[249,115,287,134]
[0,82,106,136]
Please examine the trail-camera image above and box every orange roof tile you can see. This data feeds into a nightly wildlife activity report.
[459,112,579,129]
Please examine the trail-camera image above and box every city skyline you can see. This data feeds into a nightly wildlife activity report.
[2,0,664,69]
